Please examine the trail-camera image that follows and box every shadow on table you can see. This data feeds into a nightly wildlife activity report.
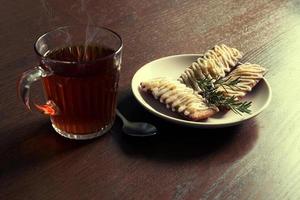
[113,89,259,164]
[0,120,102,177]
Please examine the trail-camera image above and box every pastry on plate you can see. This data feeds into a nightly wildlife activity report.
[178,44,243,91]
[216,63,266,98]
[140,78,218,121]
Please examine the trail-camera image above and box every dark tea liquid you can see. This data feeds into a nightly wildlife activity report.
[42,45,120,134]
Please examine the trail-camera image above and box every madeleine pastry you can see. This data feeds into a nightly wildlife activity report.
[216,63,266,98]
[178,44,243,91]
[140,78,218,121]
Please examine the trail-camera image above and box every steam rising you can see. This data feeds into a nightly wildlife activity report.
[40,0,103,60]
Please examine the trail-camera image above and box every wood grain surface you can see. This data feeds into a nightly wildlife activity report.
[1,0,300,199]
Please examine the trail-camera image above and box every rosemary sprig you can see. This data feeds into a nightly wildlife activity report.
[215,76,240,92]
[197,77,252,115]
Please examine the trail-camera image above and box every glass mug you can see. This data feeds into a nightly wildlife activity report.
[18,26,122,140]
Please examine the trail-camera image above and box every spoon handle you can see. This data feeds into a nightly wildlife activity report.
[116,109,129,124]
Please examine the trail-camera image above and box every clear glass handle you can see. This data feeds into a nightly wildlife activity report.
[18,66,59,116]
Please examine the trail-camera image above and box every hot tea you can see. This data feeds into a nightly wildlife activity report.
[19,26,122,139]
[41,45,120,134]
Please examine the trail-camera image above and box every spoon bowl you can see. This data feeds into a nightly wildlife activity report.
[116,109,158,137]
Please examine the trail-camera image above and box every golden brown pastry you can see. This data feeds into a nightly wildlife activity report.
[216,63,266,98]
[140,78,218,121]
[178,44,243,91]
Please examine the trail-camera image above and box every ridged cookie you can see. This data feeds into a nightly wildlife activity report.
[178,44,243,91]
[216,63,266,98]
[140,78,218,121]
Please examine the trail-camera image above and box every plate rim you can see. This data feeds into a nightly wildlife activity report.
[131,54,272,128]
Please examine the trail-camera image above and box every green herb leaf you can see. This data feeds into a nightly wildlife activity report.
[197,77,252,115]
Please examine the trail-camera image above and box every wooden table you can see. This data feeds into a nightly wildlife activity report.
[1,0,300,199]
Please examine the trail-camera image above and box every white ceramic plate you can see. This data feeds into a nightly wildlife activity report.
[131,54,272,128]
